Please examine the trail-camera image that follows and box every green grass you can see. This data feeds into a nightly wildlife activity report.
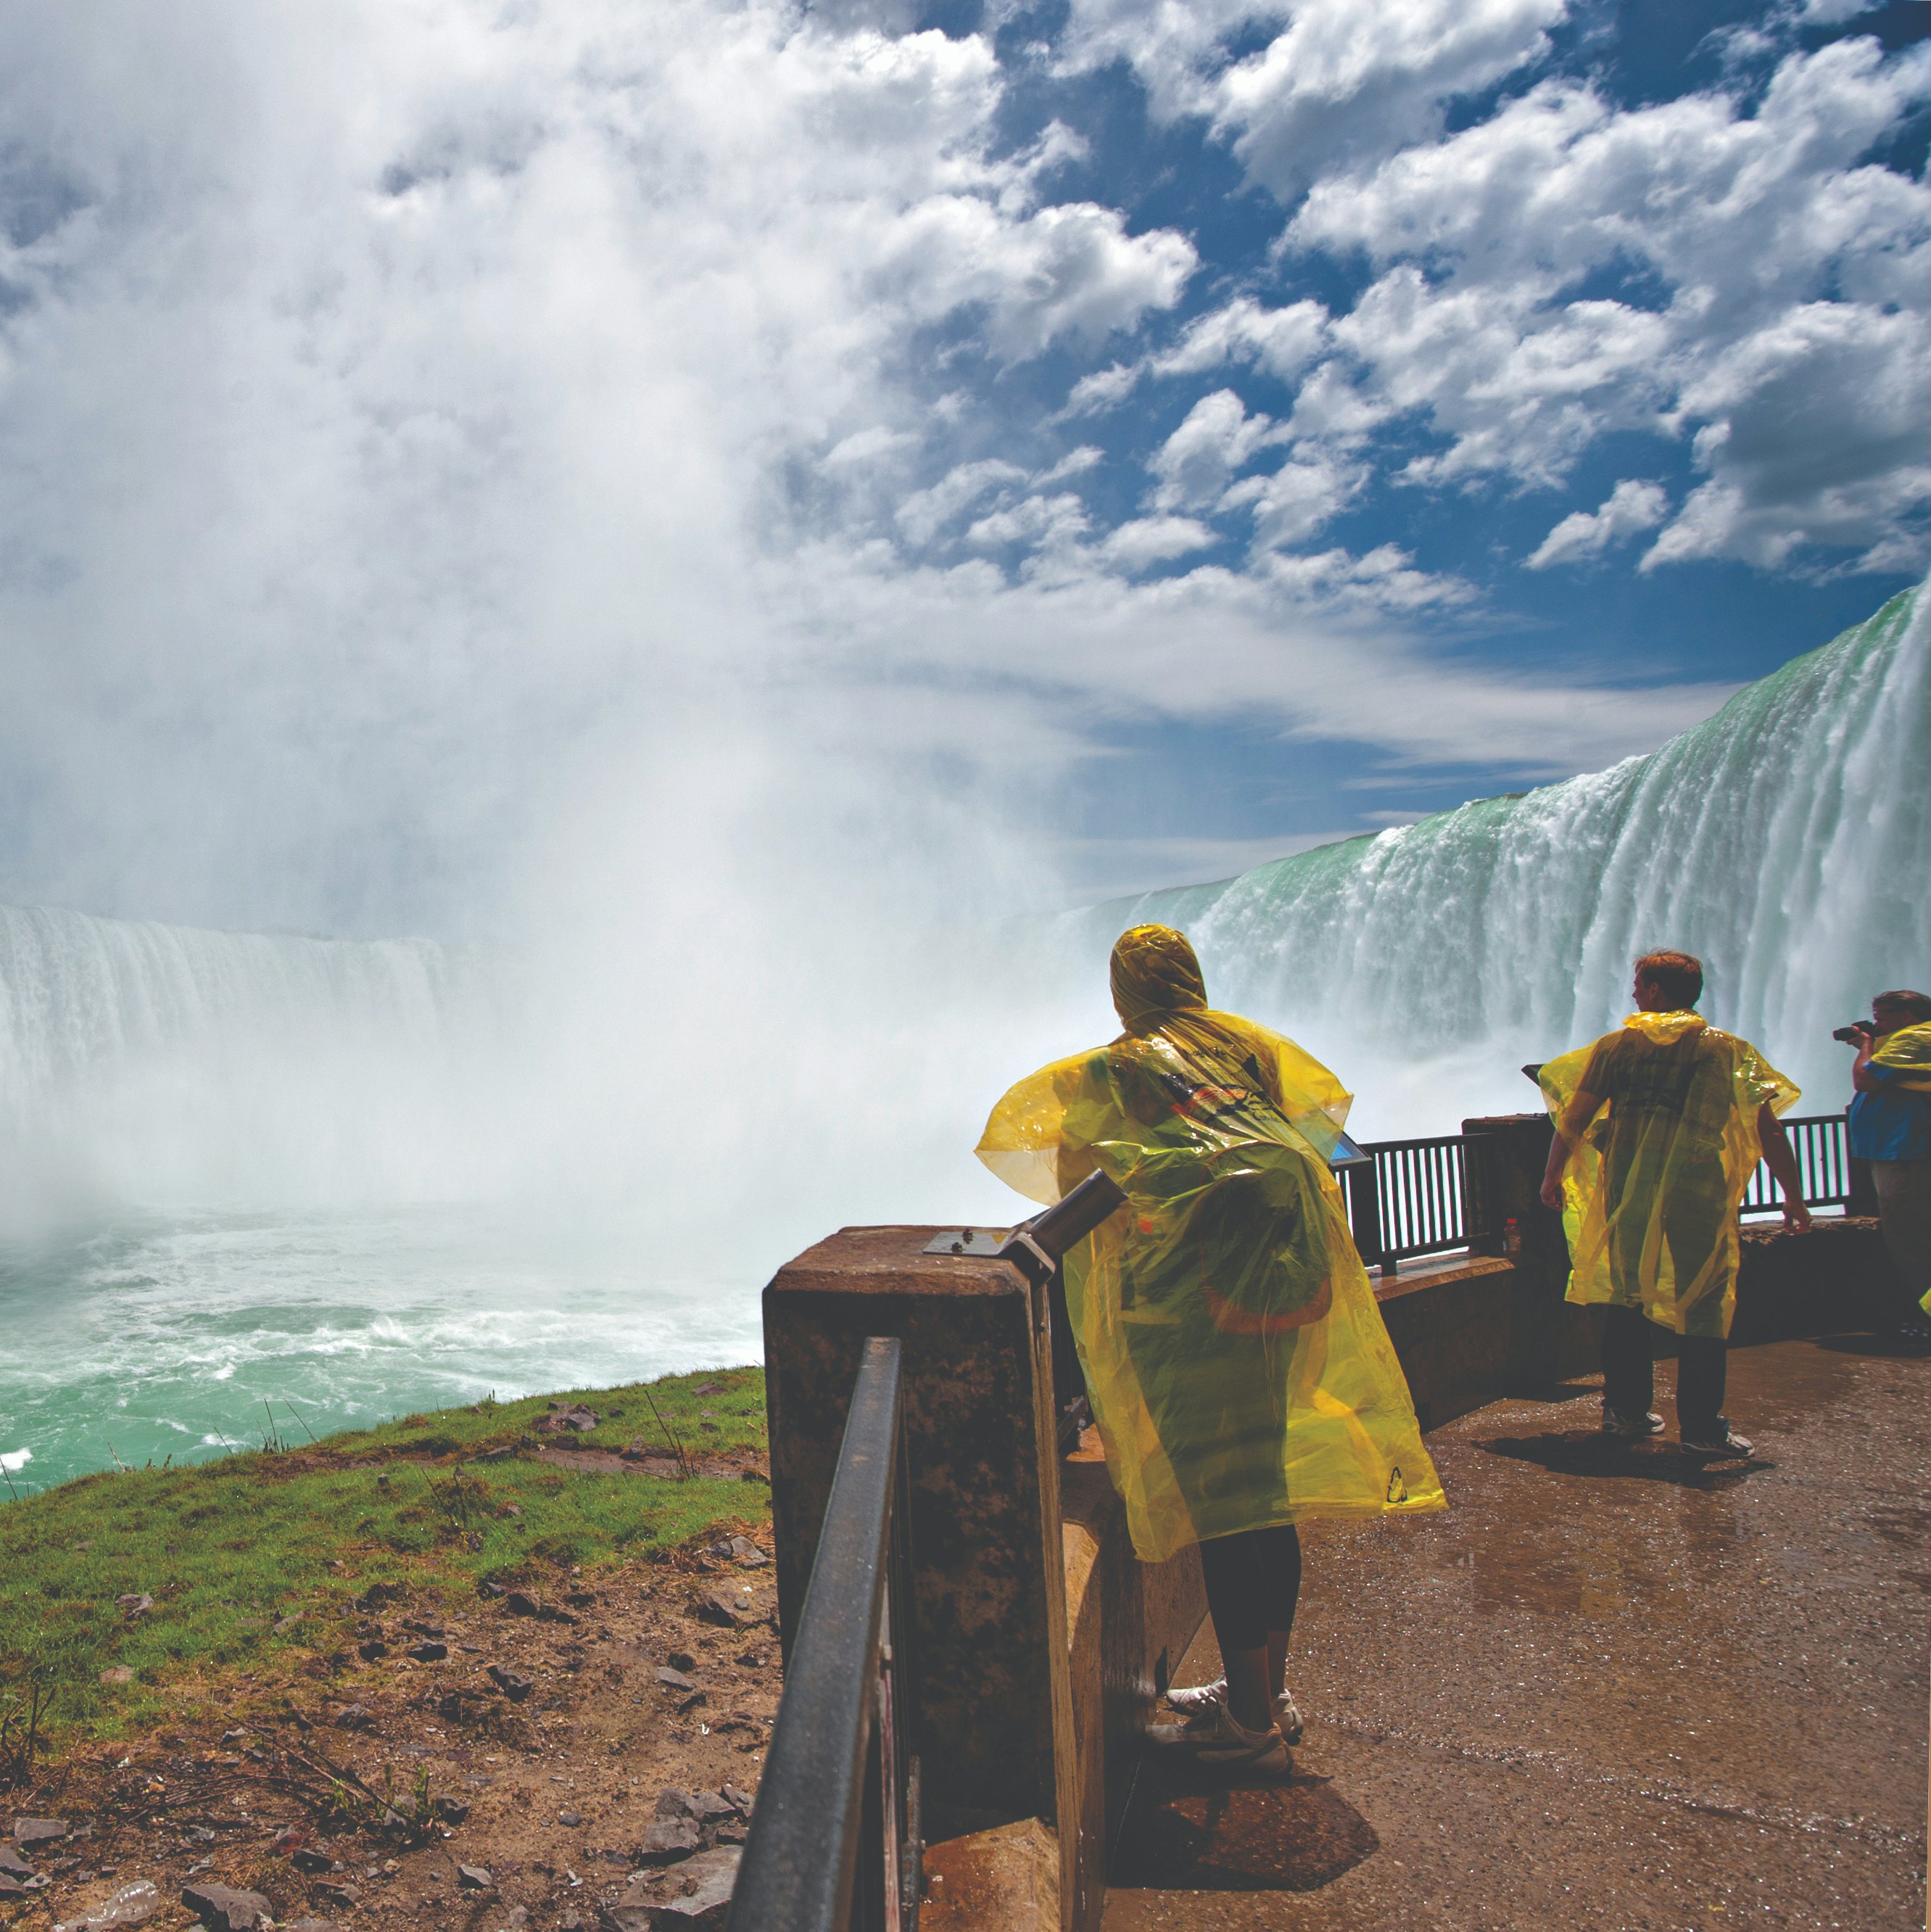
[0,1367,767,1769]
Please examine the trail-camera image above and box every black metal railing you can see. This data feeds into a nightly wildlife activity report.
[1340,1134,1480,1278]
[733,1337,921,1932]
[1741,1112,1853,1213]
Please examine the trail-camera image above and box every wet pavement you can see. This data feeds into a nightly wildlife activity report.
[1102,1334,1930,1930]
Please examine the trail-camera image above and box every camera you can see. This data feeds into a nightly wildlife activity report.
[1832,1022,1871,1044]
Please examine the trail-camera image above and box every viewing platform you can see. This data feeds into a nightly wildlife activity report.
[744,1112,1927,1932]
[1103,1331,1927,1928]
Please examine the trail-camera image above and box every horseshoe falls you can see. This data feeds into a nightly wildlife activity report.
[2,585,1925,1490]
[1066,586,1930,1138]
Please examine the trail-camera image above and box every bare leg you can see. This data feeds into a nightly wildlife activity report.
[1267,1628,1292,1702]
[1222,1646,1272,1733]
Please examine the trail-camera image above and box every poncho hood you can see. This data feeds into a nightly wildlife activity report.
[1111,924,1208,1033]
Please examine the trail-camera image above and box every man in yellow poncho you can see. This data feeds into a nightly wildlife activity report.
[1844,988,1931,1327]
[1538,949,1808,1458]
[977,924,1444,1775]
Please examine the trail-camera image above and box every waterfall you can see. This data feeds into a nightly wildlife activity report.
[0,906,490,1218]
[1066,585,1930,1134]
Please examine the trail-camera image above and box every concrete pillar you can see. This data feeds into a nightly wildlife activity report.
[761,1227,1070,1849]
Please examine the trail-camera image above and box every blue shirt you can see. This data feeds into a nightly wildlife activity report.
[1848,1060,1931,1162]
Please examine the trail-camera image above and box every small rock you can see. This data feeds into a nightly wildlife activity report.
[284,1921,342,1932]
[273,1614,305,1635]
[0,1877,34,1902]
[355,1582,404,1610]
[357,1640,388,1663]
[505,1590,542,1618]
[559,1914,583,1931]
[116,1595,153,1621]
[330,1704,374,1730]
[710,1822,747,1846]
[15,1819,70,1846]
[666,1650,697,1672]
[311,1883,359,1909]
[682,1793,735,1825]
[457,1865,492,1891]
[605,1849,740,1929]
[180,1881,274,1932]
[63,1878,161,1930]
[478,1579,508,1596]
[408,1640,449,1662]
[488,1664,534,1701]
[402,1619,445,1638]
[637,1819,700,1865]
[558,1810,582,1828]
[654,1668,695,1693]
[726,1538,770,1569]
[537,1403,600,1434]
[720,1786,755,1817]
[433,1797,469,1825]
[291,1849,342,1874]
[500,1910,530,1931]
[676,1691,708,1714]
[653,1789,691,1821]
[692,1593,747,1630]
[99,1667,133,1685]
[0,1846,36,1879]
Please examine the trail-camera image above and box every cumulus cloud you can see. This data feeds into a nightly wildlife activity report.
[1148,389,1279,508]
[1529,480,1669,569]
[1060,0,1565,202]
[1276,39,1931,565]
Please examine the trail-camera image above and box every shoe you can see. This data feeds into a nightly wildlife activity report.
[1602,1405,1665,1438]
[1145,1703,1289,1774]
[1681,1423,1753,1458]
[1164,1680,1304,1745]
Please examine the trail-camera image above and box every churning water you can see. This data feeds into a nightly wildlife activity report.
[1,585,1926,1490]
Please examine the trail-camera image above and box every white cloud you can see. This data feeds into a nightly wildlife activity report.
[1528,479,1669,569]
[1148,389,1278,509]
[1059,0,1566,202]
[1224,450,1368,549]
[1154,297,1330,381]
[1277,41,1931,564]
[1098,516,1219,570]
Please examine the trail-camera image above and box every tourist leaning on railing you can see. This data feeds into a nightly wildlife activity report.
[1844,990,1931,1337]
[1538,949,1808,1461]
[976,922,1444,1780]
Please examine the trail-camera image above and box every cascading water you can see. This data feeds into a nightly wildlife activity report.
[0,904,491,1220]
[1063,585,1930,1135]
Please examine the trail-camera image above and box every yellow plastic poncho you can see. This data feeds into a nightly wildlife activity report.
[976,925,1444,1565]
[1539,1011,1799,1339]
[1871,1020,1931,1091]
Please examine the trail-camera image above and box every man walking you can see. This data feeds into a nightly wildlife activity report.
[1539,951,1809,1457]
[1845,990,1931,1334]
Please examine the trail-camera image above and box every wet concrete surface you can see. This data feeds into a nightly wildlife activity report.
[1102,1335,1930,1930]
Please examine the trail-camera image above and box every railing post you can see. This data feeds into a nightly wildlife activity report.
[1343,1157,1387,1274]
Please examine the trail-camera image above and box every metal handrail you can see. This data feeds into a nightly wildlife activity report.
[1742,1112,1855,1212]
[732,1337,920,1932]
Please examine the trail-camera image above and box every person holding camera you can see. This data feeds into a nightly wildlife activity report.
[1538,950,1808,1458]
[1843,990,1931,1332]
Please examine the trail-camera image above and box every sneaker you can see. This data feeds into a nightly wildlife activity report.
[1681,1423,1753,1458]
[1164,1680,1304,1745]
[1602,1405,1665,1438]
[1145,1703,1289,1774]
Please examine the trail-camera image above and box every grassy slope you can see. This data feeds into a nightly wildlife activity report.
[0,1368,766,1763]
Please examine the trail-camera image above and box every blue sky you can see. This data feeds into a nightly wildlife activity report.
[0,0,1927,930]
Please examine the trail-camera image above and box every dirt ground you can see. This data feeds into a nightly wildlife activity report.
[1,1528,781,1932]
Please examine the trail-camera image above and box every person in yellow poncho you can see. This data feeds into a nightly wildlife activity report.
[1538,949,1808,1459]
[977,924,1444,1775]
[1844,989,1931,1327]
